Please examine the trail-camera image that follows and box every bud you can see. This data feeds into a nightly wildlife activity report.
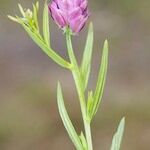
[48,0,89,34]
[25,9,33,19]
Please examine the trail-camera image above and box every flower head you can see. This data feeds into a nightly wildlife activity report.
[48,0,89,34]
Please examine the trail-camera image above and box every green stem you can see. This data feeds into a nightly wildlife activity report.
[66,31,93,150]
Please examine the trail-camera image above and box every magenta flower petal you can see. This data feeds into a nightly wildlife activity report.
[69,16,88,33]
[80,0,87,10]
[48,0,89,34]
[69,7,82,20]
[49,2,66,27]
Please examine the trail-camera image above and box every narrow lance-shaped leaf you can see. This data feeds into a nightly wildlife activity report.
[8,3,71,69]
[43,0,50,47]
[111,117,125,150]
[79,132,88,150]
[8,15,19,23]
[87,91,94,121]
[33,1,39,31]
[57,82,84,150]
[80,22,94,91]
[18,4,25,17]
[16,18,71,69]
[89,40,108,120]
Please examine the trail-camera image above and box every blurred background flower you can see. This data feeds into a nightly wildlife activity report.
[0,0,150,150]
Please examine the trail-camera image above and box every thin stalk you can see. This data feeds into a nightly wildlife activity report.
[66,31,93,150]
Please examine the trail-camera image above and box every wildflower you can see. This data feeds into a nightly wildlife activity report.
[48,0,89,34]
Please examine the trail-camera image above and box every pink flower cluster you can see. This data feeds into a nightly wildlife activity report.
[48,0,89,33]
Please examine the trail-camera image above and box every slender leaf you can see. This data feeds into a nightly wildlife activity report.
[80,22,94,91]
[57,82,84,150]
[16,18,71,69]
[111,117,125,150]
[33,2,39,31]
[43,0,50,47]
[87,91,94,121]
[18,4,25,17]
[79,132,88,150]
[89,40,108,119]
[8,15,19,23]
[36,1,39,10]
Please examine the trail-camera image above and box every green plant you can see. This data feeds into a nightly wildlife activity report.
[8,1,125,150]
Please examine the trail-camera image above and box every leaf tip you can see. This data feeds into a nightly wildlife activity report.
[7,15,19,23]
[121,117,125,126]
[89,22,93,28]
[17,3,21,7]
[36,1,39,9]
[57,81,61,91]
[104,39,108,49]
[103,39,109,56]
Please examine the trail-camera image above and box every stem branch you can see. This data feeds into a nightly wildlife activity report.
[66,31,93,150]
